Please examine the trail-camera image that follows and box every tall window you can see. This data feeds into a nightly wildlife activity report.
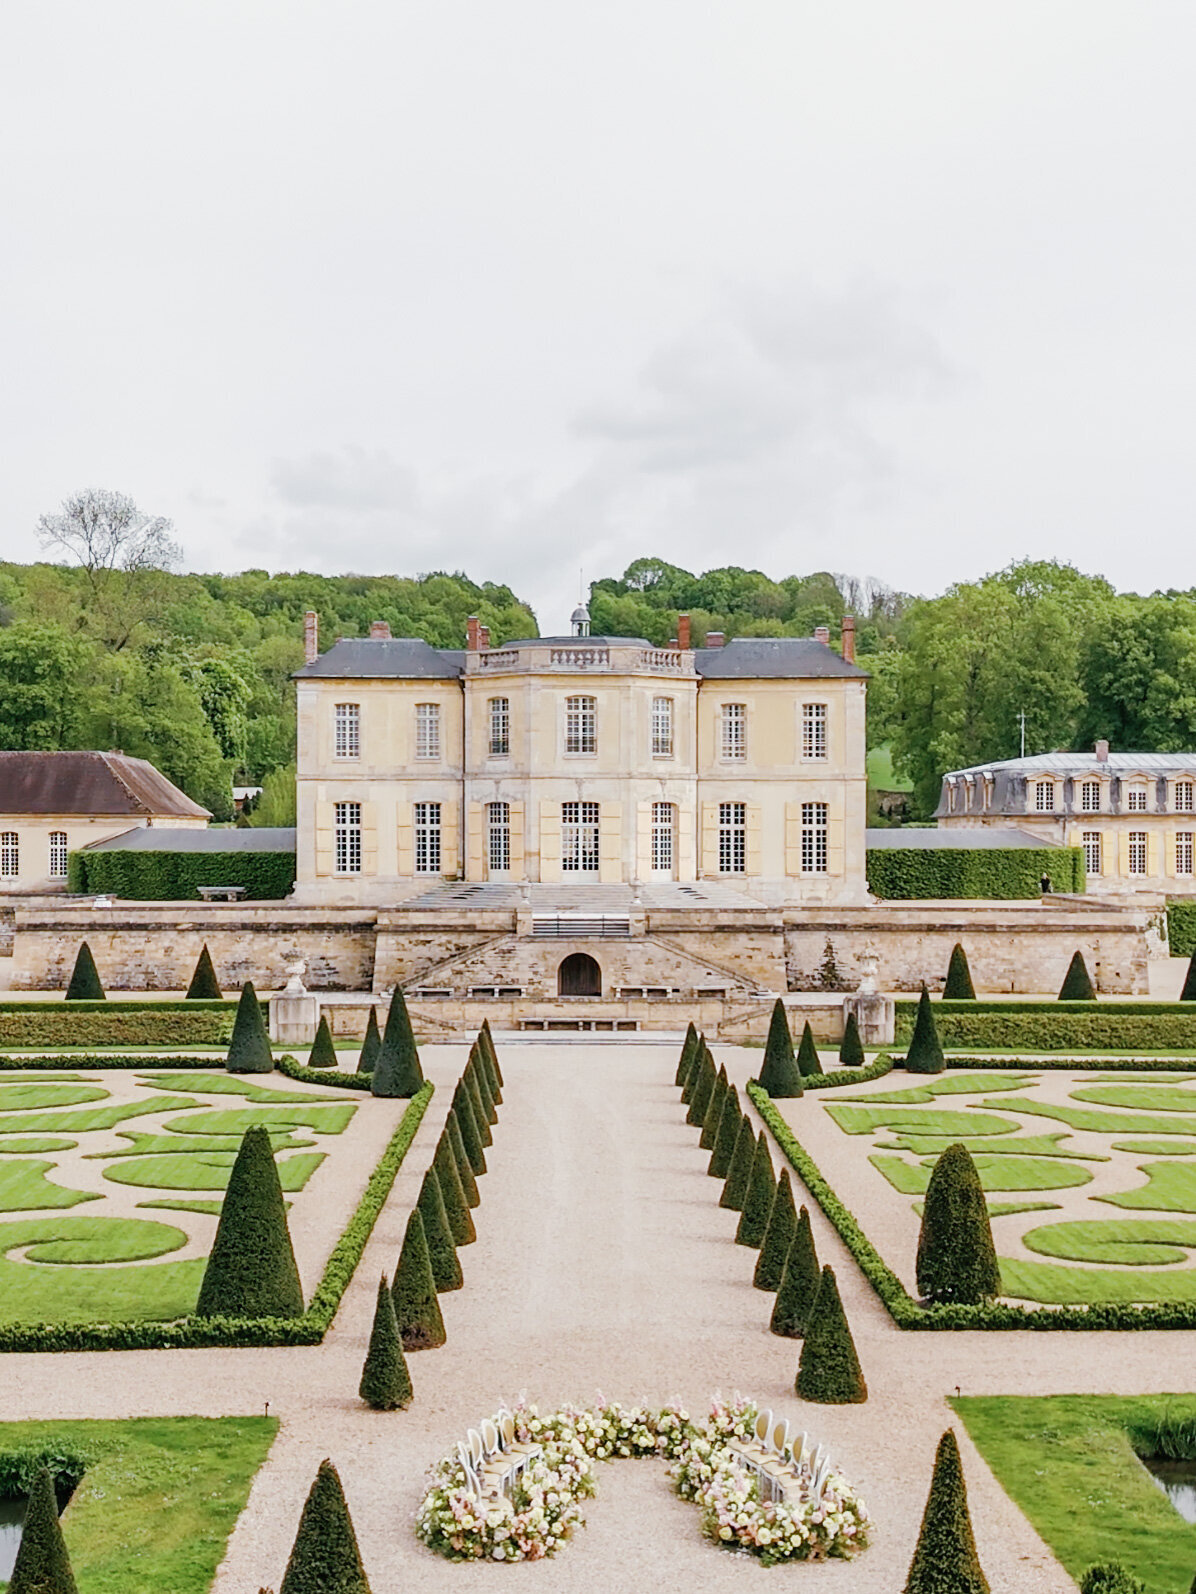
[414,802,442,874]
[1034,780,1055,812]
[1177,782,1195,813]
[415,703,441,760]
[651,697,674,757]
[1178,832,1194,876]
[48,832,68,880]
[802,703,827,760]
[334,802,361,875]
[334,703,360,759]
[1081,780,1101,812]
[721,703,746,760]
[488,698,510,757]
[1127,786,1148,812]
[651,802,675,872]
[565,696,596,755]
[1082,831,1102,876]
[718,802,746,873]
[487,801,510,873]
[1128,831,1148,875]
[562,801,600,871]
[0,833,17,879]
[801,802,829,873]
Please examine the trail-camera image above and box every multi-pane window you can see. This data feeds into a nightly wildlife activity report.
[802,702,827,760]
[1177,832,1194,876]
[334,703,360,759]
[565,696,597,755]
[414,801,442,874]
[561,801,600,872]
[488,698,510,757]
[1034,780,1055,812]
[333,802,361,875]
[651,696,674,757]
[487,801,510,874]
[651,802,675,872]
[1082,831,1102,876]
[0,833,17,879]
[801,802,829,873]
[1081,781,1101,812]
[1127,786,1148,812]
[415,703,441,760]
[718,802,746,873]
[1177,782,1195,813]
[48,832,68,880]
[721,703,746,760]
[1128,831,1148,875]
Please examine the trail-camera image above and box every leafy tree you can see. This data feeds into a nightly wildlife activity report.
[944,944,976,1000]
[359,1275,413,1410]
[1059,951,1096,1000]
[758,1000,803,1097]
[0,623,89,748]
[391,1207,446,1350]
[371,987,424,1097]
[278,1458,372,1594]
[186,943,222,999]
[708,1082,741,1179]
[308,1014,338,1069]
[250,762,297,827]
[227,981,273,1073]
[8,1466,77,1594]
[906,985,945,1074]
[916,1144,1001,1305]
[838,1012,865,1066]
[195,1125,303,1318]
[754,1169,797,1291]
[735,1135,776,1247]
[796,1021,824,1077]
[770,1206,820,1336]
[357,1006,381,1072]
[65,942,104,1001]
[795,1265,867,1403]
[903,1430,990,1594]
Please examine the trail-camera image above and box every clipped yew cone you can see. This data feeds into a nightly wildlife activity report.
[796,1021,824,1077]
[686,1047,716,1128]
[445,1108,480,1207]
[754,1169,797,1291]
[796,1265,867,1404]
[700,1064,728,1151]
[417,1167,463,1292]
[464,1064,493,1147]
[8,1466,77,1594]
[360,1274,413,1410]
[434,1132,476,1246]
[708,1083,741,1178]
[481,1018,504,1089]
[392,1208,446,1350]
[719,1118,757,1212]
[357,1006,381,1074]
[903,1430,991,1594]
[278,1459,372,1594]
[771,1206,820,1336]
[469,1047,497,1125]
[451,1079,487,1176]
[735,1134,776,1247]
[477,1025,502,1104]
[675,1021,700,1087]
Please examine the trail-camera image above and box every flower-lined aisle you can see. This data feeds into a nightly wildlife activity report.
[415,1397,870,1565]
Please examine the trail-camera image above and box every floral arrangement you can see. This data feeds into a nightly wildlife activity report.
[415,1397,870,1566]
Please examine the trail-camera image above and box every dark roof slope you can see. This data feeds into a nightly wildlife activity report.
[695,636,867,679]
[0,752,210,819]
[293,638,461,680]
[84,826,295,853]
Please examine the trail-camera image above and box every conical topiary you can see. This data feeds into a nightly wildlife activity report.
[1181,953,1196,1003]
[700,1065,728,1151]
[226,980,273,1074]
[796,1021,823,1077]
[736,1134,776,1247]
[838,1011,865,1067]
[944,943,976,1000]
[477,1025,502,1104]
[680,1029,704,1102]
[417,1167,462,1292]
[916,1142,1001,1304]
[686,1047,716,1127]
[279,1458,372,1594]
[451,1079,487,1176]
[675,1021,699,1087]
[755,1169,797,1291]
[464,1063,493,1147]
[903,1429,990,1594]
[434,1132,476,1246]
[446,1108,480,1207]
[720,1119,758,1212]
[391,1207,446,1350]
[359,1274,413,1409]
[905,985,944,1074]
[796,1265,867,1403]
[771,1205,821,1336]
[481,1018,503,1089]
[371,986,424,1097]
[1078,1566,1145,1594]
[64,941,104,1001]
[758,999,804,1097]
[195,1125,303,1318]
[308,1014,338,1069]
[1059,950,1096,1001]
[708,1083,741,1177]
[8,1465,77,1594]
[186,943,222,999]
[469,1047,497,1125]
[357,1007,381,1074]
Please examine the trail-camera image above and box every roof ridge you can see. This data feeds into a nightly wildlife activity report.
[97,751,153,814]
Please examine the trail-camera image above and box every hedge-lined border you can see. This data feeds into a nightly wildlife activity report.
[936,1055,1196,1072]
[0,1053,246,1072]
[802,1055,893,1091]
[747,1081,1196,1331]
[898,1000,1196,1016]
[0,1000,235,1013]
[277,1056,371,1091]
[0,1080,433,1352]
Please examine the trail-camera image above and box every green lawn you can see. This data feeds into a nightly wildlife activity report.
[1021,1217,1196,1266]
[1074,1085,1196,1113]
[0,1084,109,1111]
[0,1159,99,1211]
[103,1149,324,1192]
[870,1152,1091,1195]
[97,1130,315,1158]
[1113,1140,1196,1156]
[953,1395,1196,1594]
[163,1105,356,1136]
[999,1256,1196,1304]
[1099,1161,1196,1213]
[0,1415,277,1594]
[866,745,912,791]
[0,1097,199,1136]
[979,1096,1196,1137]
[0,1217,202,1324]
[847,1074,1033,1105]
[824,1104,1020,1138]
[139,1072,352,1103]
[0,1138,77,1154]
[876,1131,1101,1160]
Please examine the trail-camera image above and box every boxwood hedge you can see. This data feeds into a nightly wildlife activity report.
[1168,900,1196,959]
[67,849,295,901]
[866,845,1084,900]
[894,1001,1196,1052]
[0,1007,254,1049]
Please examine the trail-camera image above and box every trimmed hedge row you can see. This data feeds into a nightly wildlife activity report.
[1169,900,1196,959]
[67,849,296,901]
[894,1009,1196,1052]
[941,1054,1196,1071]
[866,846,1084,900]
[0,1053,264,1071]
[0,1009,252,1049]
[803,1055,893,1091]
[0,1000,230,1013]
[0,1080,433,1352]
[277,1056,372,1091]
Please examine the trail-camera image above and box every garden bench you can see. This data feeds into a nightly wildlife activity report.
[197,885,247,902]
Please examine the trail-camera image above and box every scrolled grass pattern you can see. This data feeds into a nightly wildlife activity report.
[849,1074,1032,1104]
[1020,1218,1196,1267]
[102,1149,325,1193]
[1072,1085,1196,1113]
[0,1159,102,1211]
[0,1083,110,1111]
[138,1072,354,1104]
[161,1105,356,1136]
[1098,1162,1196,1213]
[869,1153,1092,1196]
[877,1131,1101,1161]
[824,1105,1020,1139]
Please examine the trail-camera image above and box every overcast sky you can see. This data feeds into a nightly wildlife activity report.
[2,3,1193,627]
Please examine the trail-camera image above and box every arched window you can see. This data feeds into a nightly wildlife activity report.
[558,952,601,996]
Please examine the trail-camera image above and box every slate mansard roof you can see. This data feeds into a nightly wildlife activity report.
[0,752,210,820]
[934,750,1196,820]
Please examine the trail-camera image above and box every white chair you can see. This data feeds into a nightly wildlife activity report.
[497,1409,542,1475]
[456,1442,482,1498]
[479,1417,517,1494]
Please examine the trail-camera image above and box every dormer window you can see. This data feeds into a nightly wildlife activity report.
[1126,785,1148,812]
[1080,780,1101,812]
[1034,780,1055,812]
[1176,781,1194,813]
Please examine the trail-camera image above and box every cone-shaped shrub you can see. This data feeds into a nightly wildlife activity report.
[434,1132,476,1246]
[755,1169,797,1291]
[1181,953,1196,1003]
[1059,949,1096,1001]
[469,1047,497,1125]
[838,1011,865,1067]
[1078,1566,1145,1594]
[903,1430,990,1594]
[371,985,424,1097]
[8,1466,77,1594]
[279,1458,372,1594]
[916,1142,1001,1304]
[64,941,104,1002]
[464,1063,493,1147]
[357,1007,381,1074]
[944,943,976,1000]
[700,1065,728,1150]
[796,1265,867,1403]
[186,943,222,999]
[359,1274,413,1409]
[227,980,273,1074]
[771,1205,820,1336]
[477,1024,502,1104]
[708,1083,741,1178]
[308,1014,338,1069]
[796,1021,824,1077]
[451,1080,487,1176]
[686,1048,716,1127]
[736,1136,776,1247]
[417,1167,462,1292]
[391,1207,445,1350]
[675,1021,699,1087]
[446,1108,480,1207]
[195,1125,303,1318]
[905,985,944,1074]
[719,1118,758,1211]
[680,1030,704,1103]
[480,1018,503,1089]
[758,999,804,1097]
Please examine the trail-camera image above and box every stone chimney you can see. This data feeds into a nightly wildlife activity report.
[479,625,491,650]
[841,615,856,664]
[706,631,725,649]
[1095,739,1110,763]
[466,616,481,651]
[369,620,391,640]
[814,625,830,646]
[677,614,691,651]
[303,610,318,665]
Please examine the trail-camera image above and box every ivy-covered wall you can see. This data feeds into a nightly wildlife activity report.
[866,845,1085,899]
[69,849,295,901]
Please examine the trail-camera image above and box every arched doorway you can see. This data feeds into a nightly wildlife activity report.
[558,952,601,997]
